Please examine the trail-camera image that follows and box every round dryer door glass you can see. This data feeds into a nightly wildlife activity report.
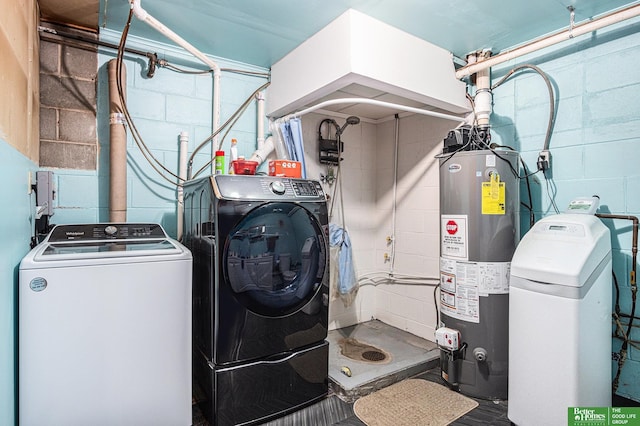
[224,202,327,316]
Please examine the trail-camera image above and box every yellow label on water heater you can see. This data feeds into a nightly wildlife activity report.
[481,173,506,215]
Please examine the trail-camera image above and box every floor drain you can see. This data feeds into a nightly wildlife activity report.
[338,338,391,364]
[361,350,387,362]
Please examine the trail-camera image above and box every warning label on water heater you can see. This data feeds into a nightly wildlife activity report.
[481,172,506,215]
[440,257,480,323]
[441,215,468,260]
[439,258,511,323]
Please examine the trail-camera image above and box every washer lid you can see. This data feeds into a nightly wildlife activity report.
[38,239,181,259]
[27,223,186,263]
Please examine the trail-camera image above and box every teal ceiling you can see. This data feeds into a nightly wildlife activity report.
[101,0,639,68]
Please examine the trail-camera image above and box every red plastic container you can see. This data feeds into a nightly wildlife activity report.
[231,159,258,175]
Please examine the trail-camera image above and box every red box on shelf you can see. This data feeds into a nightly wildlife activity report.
[231,159,258,175]
[268,160,302,178]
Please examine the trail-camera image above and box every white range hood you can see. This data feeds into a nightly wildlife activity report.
[267,9,470,120]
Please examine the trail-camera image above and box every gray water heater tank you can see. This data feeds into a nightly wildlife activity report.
[438,149,520,400]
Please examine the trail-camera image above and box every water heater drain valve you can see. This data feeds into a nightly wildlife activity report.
[473,347,488,362]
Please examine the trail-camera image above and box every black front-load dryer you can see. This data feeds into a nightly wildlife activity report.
[183,175,329,426]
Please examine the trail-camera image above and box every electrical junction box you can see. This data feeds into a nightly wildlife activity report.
[36,171,55,217]
[269,160,302,178]
[435,327,461,351]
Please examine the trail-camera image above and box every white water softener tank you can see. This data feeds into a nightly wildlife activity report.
[508,212,611,426]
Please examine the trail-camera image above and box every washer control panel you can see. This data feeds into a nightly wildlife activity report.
[48,223,167,241]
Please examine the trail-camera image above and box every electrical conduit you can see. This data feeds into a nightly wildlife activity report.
[108,59,127,222]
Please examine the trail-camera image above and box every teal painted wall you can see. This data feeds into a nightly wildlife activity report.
[12,12,640,415]
[0,141,37,426]
[491,17,640,401]
[2,29,267,425]
[49,29,270,239]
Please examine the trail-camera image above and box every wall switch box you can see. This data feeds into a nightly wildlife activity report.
[36,171,55,216]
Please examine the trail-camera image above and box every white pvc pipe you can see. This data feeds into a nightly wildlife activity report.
[389,114,400,276]
[130,0,221,168]
[277,97,465,123]
[177,131,188,241]
[474,67,492,127]
[130,0,219,72]
[212,72,221,163]
[456,3,640,79]
[249,136,275,165]
[256,92,265,150]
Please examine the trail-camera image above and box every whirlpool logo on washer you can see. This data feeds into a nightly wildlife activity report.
[448,164,462,173]
[29,277,47,292]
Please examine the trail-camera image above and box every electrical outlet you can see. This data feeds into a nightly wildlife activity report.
[537,150,551,171]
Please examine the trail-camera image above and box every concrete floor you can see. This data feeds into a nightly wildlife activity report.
[327,320,439,402]
[195,320,638,425]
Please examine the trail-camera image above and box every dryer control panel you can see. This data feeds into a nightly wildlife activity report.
[213,175,325,201]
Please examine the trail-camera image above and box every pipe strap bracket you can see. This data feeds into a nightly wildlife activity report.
[110,112,126,125]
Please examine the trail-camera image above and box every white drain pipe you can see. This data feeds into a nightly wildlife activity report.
[177,131,189,241]
[130,0,221,160]
[468,51,492,128]
[256,91,266,150]
[456,3,640,79]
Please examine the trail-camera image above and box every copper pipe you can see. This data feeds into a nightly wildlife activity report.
[596,213,638,393]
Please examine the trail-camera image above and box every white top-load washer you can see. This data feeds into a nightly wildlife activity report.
[508,212,611,426]
[19,223,192,426]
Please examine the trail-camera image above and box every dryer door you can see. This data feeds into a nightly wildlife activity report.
[224,202,326,317]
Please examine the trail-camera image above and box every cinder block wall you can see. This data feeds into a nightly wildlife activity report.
[491,17,640,402]
[48,28,269,235]
[39,23,97,170]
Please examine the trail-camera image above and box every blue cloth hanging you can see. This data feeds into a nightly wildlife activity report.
[279,118,307,178]
[329,223,358,299]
